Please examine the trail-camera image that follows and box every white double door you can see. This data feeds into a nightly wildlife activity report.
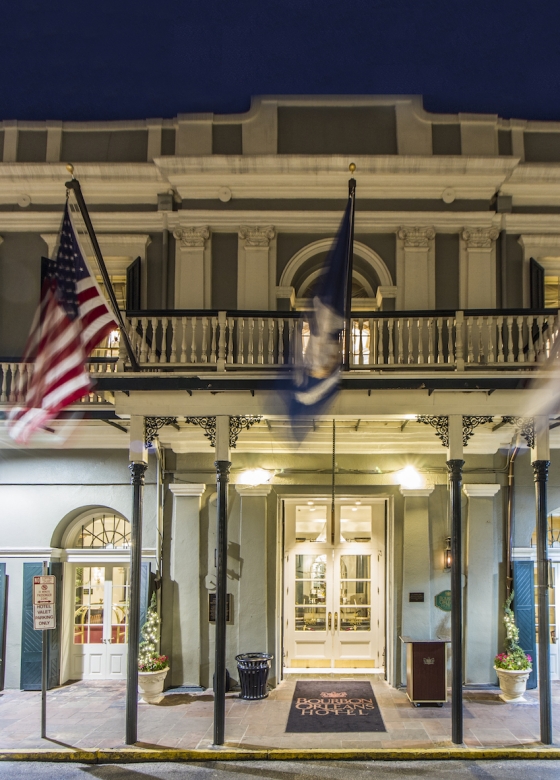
[283,499,385,669]
[71,564,129,680]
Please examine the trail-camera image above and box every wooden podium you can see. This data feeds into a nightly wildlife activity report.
[400,636,448,706]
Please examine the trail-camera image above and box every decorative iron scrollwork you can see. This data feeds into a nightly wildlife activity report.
[185,415,262,448]
[417,415,493,447]
[145,416,178,445]
[502,416,535,449]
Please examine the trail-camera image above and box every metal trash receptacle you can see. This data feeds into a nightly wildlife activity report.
[235,653,273,700]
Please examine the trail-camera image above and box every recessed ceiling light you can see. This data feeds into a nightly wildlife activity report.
[307,501,314,506]
[355,501,361,505]
[352,507,358,512]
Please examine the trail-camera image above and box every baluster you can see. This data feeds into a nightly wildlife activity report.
[436,318,444,363]
[257,319,265,364]
[446,318,454,364]
[397,318,404,364]
[140,318,148,363]
[17,364,26,402]
[201,317,208,363]
[477,316,484,363]
[159,317,168,363]
[487,317,496,363]
[237,318,245,364]
[210,317,218,363]
[506,316,514,363]
[496,316,504,362]
[268,319,275,364]
[537,315,545,360]
[1,364,8,402]
[377,319,384,364]
[466,317,474,364]
[180,317,188,363]
[247,319,255,364]
[288,319,295,364]
[9,363,17,402]
[407,319,414,364]
[387,319,394,364]
[516,315,525,363]
[190,317,198,362]
[427,318,435,364]
[217,312,227,369]
[367,318,373,365]
[227,318,235,364]
[278,319,285,365]
[148,317,158,363]
[130,317,139,356]
[417,318,425,364]
[169,318,178,363]
[527,316,535,363]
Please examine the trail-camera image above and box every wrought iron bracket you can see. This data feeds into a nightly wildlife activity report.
[145,416,178,446]
[502,416,535,449]
[417,415,493,447]
[185,415,262,448]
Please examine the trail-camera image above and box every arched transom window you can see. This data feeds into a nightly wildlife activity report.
[75,513,130,549]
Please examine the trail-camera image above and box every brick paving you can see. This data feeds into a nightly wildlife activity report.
[0,676,559,751]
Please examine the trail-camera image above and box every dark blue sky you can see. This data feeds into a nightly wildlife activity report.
[2,0,559,122]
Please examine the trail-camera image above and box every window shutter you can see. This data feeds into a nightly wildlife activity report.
[513,560,537,689]
[47,562,63,689]
[0,563,7,690]
[530,257,545,310]
[20,562,43,690]
[126,256,142,311]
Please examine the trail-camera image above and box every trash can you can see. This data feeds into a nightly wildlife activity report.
[400,636,449,706]
[235,653,273,700]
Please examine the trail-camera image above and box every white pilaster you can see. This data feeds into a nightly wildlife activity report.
[460,227,499,309]
[532,416,550,462]
[147,119,163,161]
[173,227,211,308]
[447,415,463,462]
[129,415,147,464]
[237,226,276,310]
[46,121,62,162]
[215,416,230,462]
[463,483,500,684]
[176,114,213,155]
[396,226,435,309]
[3,122,17,162]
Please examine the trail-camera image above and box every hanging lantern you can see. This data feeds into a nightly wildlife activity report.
[444,537,452,570]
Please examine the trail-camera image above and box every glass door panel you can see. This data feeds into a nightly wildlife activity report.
[74,566,105,645]
[339,555,371,632]
[340,504,372,543]
[111,566,129,644]
[295,553,327,631]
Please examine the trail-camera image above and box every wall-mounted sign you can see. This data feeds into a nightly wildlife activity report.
[33,575,56,630]
[409,592,425,602]
[435,590,452,612]
[209,593,233,623]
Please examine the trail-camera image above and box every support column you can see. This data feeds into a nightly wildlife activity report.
[237,226,276,309]
[236,485,273,653]
[396,226,435,309]
[532,416,552,745]
[214,416,231,747]
[400,487,435,661]
[463,484,501,684]
[173,227,211,308]
[447,414,464,746]
[126,416,148,745]
[168,483,206,686]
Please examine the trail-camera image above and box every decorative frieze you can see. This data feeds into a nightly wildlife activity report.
[502,416,535,449]
[185,415,262,448]
[461,227,499,249]
[145,416,178,445]
[173,226,210,248]
[397,226,435,248]
[417,415,494,447]
[238,225,275,247]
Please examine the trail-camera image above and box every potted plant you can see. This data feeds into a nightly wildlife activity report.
[137,594,169,704]
[494,591,532,702]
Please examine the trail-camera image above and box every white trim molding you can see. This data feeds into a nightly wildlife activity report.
[169,483,206,497]
[235,484,274,496]
[399,487,435,497]
[462,483,501,497]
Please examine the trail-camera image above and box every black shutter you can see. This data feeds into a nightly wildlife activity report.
[126,257,142,312]
[513,560,537,689]
[47,562,63,689]
[20,562,43,690]
[0,564,7,690]
[530,257,545,310]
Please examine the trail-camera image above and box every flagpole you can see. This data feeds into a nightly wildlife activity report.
[343,164,357,371]
[64,166,140,372]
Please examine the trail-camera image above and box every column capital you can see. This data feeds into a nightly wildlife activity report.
[238,225,275,247]
[169,483,206,497]
[173,226,210,248]
[397,226,435,247]
[235,484,273,496]
[399,487,434,497]
[462,484,500,497]
[461,226,499,249]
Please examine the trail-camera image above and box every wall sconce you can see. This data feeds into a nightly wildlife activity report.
[237,468,273,487]
[396,465,423,490]
[444,537,452,570]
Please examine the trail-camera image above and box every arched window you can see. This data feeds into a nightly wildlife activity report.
[74,513,130,549]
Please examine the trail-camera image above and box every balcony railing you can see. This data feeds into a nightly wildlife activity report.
[121,308,560,372]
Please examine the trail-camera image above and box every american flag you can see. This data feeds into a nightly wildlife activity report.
[9,203,118,443]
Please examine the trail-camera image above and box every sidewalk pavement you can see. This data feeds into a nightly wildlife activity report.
[0,675,558,753]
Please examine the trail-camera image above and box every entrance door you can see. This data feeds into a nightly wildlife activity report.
[283,499,385,670]
[71,564,129,680]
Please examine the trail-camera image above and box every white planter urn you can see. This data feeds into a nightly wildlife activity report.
[494,666,530,702]
[138,667,169,704]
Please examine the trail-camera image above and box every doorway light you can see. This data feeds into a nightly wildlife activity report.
[237,468,273,486]
[397,465,423,489]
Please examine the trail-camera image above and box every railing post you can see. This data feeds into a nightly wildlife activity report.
[455,311,465,371]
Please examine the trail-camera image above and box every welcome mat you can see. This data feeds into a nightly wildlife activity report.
[285,680,386,733]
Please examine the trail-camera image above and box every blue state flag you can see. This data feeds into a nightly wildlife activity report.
[289,198,352,431]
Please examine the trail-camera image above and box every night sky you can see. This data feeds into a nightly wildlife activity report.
[1,0,559,122]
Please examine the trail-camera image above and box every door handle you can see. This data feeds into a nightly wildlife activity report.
[328,612,332,630]
[334,612,338,630]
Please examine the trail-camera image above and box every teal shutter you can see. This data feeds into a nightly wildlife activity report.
[139,561,151,634]
[47,562,63,689]
[0,563,7,690]
[513,560,537,689]
[20,562,43,690]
